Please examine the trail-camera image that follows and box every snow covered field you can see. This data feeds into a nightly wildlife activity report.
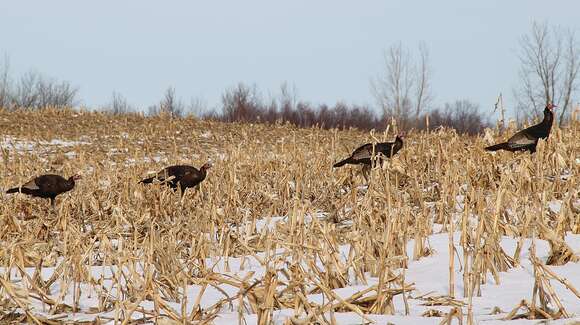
[1,111,579,324]
[1,225,579,324]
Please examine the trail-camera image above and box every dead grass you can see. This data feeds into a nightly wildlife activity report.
[0,108,579,324]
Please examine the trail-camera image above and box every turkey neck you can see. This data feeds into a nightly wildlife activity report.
[200,167,208,179]
[536,107,554,138]
[544,107,554,130]
[393,137,403,151]
[64,177,77,191]
[396,137,403,147]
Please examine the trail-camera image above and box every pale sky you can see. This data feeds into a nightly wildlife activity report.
[1,1,579,118]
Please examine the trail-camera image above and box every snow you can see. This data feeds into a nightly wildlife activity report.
[1,166,579,325]
[404,233,580,318]
[1,136,91,154]
[548,200,563,214]
[46,139,91,146]
[1,227,578,324]
[1,137,36,151]
[254,216,287,232]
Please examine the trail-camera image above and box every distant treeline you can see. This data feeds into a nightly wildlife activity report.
[0,77,489,135]
[0,62,488,135]
[203,83,489,135]
[0,68,78,110]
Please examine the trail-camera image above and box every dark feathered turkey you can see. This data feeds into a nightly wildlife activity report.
[333,135,404,168]
[139,162,211,196]
[6,174,81,208]
[485,104,555,153]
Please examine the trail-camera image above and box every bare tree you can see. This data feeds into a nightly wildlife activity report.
[148,87,184,117]
[106,91,133,115]
[0,54,10,109]
[372,42,433,126]
[372,42,413,121]
[278,82,298,123]
[561,32,580,124]
[418,99,488,135]
[8,69,78,109]
[221,83,262,122]
[12,71,40,109]
[515,21,579,126]
[414,42,432,119]
[444,100,488,134]
[0,54,78,110]
[187,97,207,117]
[278,82,298,110]
[36,77,78,108]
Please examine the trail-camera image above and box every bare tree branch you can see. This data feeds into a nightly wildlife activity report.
[515,21,579,126]
[561,30,580,123]
[105,91,133,115]
[160,87,184,117]
[187,97,207,117]
[0,54,10,109]
[415,42,432,119]
[372,42,432,127]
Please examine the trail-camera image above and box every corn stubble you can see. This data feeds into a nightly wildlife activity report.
[0,108,578,324]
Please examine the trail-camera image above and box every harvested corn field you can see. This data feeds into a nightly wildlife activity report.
[0,108,579,324]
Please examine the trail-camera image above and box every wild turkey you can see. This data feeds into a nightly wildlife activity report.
[6,174,81,209]
[334,134,404,168]
[333,134,404,181]
[139,162,211,196]
[485,103,555,153]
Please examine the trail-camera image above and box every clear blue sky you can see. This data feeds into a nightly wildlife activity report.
[1,1,579,118]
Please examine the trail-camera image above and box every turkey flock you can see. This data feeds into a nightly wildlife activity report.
[5,104,557,209]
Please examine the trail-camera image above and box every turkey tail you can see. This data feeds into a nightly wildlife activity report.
[333,158,350,168]
[485,142,509,151]
[139,177,155,184]
[6,187,20,194]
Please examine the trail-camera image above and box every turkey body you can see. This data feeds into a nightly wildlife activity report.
[6,174,81,208]
[485,104,555,153]
[139,163,211,196]
[333,135,404,168]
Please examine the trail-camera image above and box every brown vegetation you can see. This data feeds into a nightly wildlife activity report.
[0,108,578,324]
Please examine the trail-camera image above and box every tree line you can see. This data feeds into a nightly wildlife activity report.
[0,56,78,110]
[201,82,488,135]
[0,21,577,134]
